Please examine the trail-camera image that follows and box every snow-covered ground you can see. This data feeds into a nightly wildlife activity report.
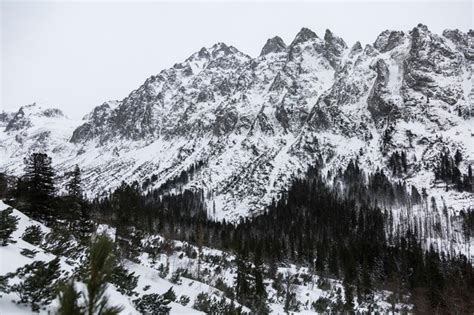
[0,201,411,314]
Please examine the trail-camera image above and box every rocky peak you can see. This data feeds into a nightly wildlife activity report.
[290,27,318,46]
[81,101,116,121]
[323,29,348,69]
[349,41,363,56]
[324,29,347,52]
[71,102,117,144]
[260,36,287,56]
[41,108,65,118]
[0,111,14,127]
[443,29,474,61]
[197,47,210,59]
[5,103,66,132]
[404,24,464,106]
[186,43,243,63]
[209,42,239,58]
[373,30,405,52]
[409,23,431,49]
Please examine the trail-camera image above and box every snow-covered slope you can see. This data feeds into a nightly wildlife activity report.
[0,25,473,223]
[0,202,410,314]
[0,201,212,314]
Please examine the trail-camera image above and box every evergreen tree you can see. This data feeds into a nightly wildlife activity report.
[454,149,463,166]
[110,264,138,296]
[84,235,123,315]
[11,258,61,312]
[21,225,44,246]
[0,173,9,198]
[235,252,252,306]
[283,271,299,313]
[133,293,171,314]
[22,153,55,219]
[343,279,355,311]
[65,164,82,199]
[0,207,19,246]
[57,281,83,315]
[251,245,269,314]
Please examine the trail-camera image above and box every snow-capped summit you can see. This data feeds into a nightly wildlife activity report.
[5,103,67,132]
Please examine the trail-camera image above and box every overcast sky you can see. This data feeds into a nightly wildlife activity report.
[1,0,472,119]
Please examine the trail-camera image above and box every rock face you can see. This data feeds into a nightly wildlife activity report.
[1,25,473,223]
[260,36,287,56]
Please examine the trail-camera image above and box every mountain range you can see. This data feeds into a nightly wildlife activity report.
[1,24,473,223]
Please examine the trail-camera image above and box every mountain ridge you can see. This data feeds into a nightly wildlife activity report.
[1,24,473,224]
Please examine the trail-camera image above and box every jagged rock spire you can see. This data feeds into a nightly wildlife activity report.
[350,41,363,55]
[324,29,347,55]
[373,30,405,52]
[260,36,287,56]
[291,27,318,46]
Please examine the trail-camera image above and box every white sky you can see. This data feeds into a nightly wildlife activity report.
[1,0,472,119]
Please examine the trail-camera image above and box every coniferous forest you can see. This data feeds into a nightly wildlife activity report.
[1,153,473,314]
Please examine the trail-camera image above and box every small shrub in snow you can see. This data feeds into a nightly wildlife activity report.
[170,268,183,284]
[179,295,191,306]
[312,297,331,313]
[133,293,172,314]
[110,264,139,296]
[317,277,331,291]
[0,275,10,297]
[44,226,74,256]
[193,292,246,314]
[214,277,235,299]
[10,258,61,312]
[158,261,170,278]
[21,225,44,246]
[20,248,39,258]
[162,287,177,302]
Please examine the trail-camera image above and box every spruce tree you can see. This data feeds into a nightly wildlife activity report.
[11,257,61,312]
[235,252,251,306]
[64,164,85,225]
[84,235,123,315]
[57,281,83,315]
[23,153,55,219]
[252,245,269,313]
[65,164,82,199]
[0,207,19,246]
[454,149,463,166]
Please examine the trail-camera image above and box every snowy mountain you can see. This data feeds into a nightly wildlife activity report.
[1,24,473,224]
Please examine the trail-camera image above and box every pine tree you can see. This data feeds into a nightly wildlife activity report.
[252,245,269,314]
[454,149,463,166]
[84,235,123,315]
[57,281,83,315]
[235,252,251,306]
[0,173,9,198]
[65,164,82,199]
[283,271,299,313]
[0,207,19,246]
[343,278,355,311]
[22,153,55,219]
[21,225,44,246]
[11,257,61,312]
